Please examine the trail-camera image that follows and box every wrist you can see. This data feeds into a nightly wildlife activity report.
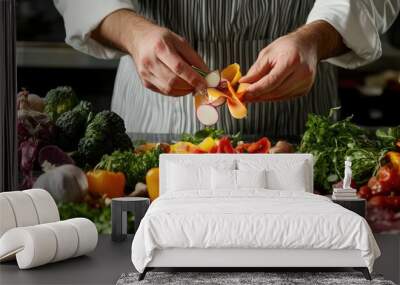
[122,13,157,55]
[91,9,155,55]
[292,20,348,61]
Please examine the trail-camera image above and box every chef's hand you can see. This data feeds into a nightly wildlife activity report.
[92,9,208,96]
[240,20,347,102]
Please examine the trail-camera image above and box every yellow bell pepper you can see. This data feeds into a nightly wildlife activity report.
[197,137,216,152]
[146,168,159,202]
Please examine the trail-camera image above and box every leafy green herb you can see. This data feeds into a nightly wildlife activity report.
[299,108,381,193]
[376,126,400,149]
[58,202,135,234]
[58,202,112,234]
[96,146,163,188]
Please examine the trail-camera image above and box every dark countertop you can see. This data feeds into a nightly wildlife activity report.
[0,235,134,285]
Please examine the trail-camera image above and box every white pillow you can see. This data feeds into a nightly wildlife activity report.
[238,159,309,191]
[265,162,307,191]
[167,160,235,191]
[211,168,236,190]
[236,169,267,189]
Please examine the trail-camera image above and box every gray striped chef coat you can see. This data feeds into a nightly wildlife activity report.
[111,0,338,136]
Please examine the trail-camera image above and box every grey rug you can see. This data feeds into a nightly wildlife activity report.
[117,272,395,285]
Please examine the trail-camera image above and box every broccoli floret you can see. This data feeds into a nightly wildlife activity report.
[77,111,132,167]
[84,110,125,137]
[45,86,79,121]
[55,101,93,151]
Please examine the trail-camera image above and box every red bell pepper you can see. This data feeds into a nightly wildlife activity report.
[247,137,271,153]
[235,143,251,153]
[217,137,235,153]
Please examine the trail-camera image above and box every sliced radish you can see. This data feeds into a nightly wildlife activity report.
[209,96,226,107]
[205,70,221,88]
[196,104,219,126]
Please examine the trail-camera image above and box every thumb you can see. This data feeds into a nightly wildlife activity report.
[240,58,272,84]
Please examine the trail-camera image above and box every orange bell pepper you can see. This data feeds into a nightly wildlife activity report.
[146,168,160,202]
[86,170,125,198]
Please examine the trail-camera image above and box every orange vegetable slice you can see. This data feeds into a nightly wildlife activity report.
[194,91,209,110]
[226,82,247,119]
[236,83,250,100]
[207,87,228,100]
[221,63,241,86]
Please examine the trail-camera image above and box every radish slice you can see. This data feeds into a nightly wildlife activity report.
[209,96,226,107]
[205,70,221,88]
[196,104,219,125]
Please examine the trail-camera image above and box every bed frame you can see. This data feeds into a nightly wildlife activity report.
[139,154,372,281]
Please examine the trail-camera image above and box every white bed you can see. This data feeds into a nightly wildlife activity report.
[131,154,380,280]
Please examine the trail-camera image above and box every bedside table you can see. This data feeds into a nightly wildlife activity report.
[329,196,366,218]
[111,197,150,242]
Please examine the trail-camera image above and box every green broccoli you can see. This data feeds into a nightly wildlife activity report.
[55,101,93,151]
[45,86,79,121]
[77,111,133,167]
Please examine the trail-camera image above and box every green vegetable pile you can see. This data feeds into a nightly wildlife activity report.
[96,146,163,188]
[56,101,94,151]
[58,202,112,234]
[76,111,133,168]
[44,86,79,121]
[299,108,384,193]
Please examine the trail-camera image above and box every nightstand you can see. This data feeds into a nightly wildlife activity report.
[329,196,366,218]
[111,197,150,242]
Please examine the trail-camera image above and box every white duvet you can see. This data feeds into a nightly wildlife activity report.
[131,190,380,272]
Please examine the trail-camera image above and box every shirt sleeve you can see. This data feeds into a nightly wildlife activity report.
[307,0,400,69]
[53,0,135,59]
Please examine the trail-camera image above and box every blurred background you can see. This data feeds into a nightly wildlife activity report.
[17,0,400,126]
